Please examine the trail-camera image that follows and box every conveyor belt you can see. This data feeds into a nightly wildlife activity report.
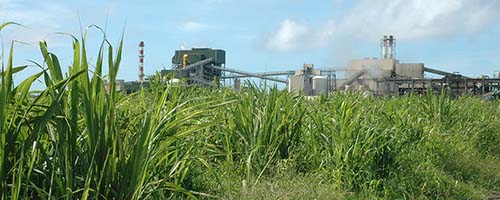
[208,66,288,83]
[340,70,366,88]
[424,67,470,78]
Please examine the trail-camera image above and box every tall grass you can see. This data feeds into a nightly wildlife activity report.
[1,22,500,199]
[0,23,225,199]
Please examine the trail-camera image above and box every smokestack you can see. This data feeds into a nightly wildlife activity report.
[381,35,388,59]
[388,35,395,59]
[139,41,145,83]
[381,35,396,59]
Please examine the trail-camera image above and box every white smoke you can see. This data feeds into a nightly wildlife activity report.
[362,63,384,79]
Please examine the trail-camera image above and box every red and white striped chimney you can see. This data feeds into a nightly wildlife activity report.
[139,41,145,83]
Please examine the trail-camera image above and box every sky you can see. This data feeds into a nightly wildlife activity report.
[1,0,500,86]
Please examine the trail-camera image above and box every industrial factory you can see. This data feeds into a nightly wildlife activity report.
[115,35,500,98]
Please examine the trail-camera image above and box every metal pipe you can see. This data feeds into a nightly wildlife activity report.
[221,68,338,79]
[179,57,214,71]
[220,70,296,79]
[139,41,144,83]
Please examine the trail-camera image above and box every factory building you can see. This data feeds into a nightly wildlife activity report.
[287,64,335,96]
[113,36,500,98]
[168,48,226,86]
[330,35,500,96]
[338,58,425,95]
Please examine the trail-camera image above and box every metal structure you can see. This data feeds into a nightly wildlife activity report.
[139,41,145,83]
[164,48,336,94]
[286,64,336,95]
[337,35,500,96]
[117,38,500,97]
[166,48,226,87]
[374,77,500,96]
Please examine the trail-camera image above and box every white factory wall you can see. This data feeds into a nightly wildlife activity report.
[395,63,424,78]
[289,75,313,95]
[342,58,424,94]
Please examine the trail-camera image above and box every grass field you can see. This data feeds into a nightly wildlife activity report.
[1,22,500,199]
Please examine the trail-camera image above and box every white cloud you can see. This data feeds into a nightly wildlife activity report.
[0,0,72,45]
[265,19,336,52]
[265,20,308,52]
[179,21,210,32]
[265,0,500,52]
[341,0,500,41]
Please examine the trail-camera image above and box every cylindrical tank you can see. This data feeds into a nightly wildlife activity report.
[182,54,188,68]
[287,77,292,92]
[494,71,500,78]
[312,76,328,95]
[170,78,180,84]
[234,79,241,91]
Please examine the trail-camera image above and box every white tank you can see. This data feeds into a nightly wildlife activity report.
[312,76,328,95]
[287,77,292,92]
[169,78,180,84]
[494,71,500,78]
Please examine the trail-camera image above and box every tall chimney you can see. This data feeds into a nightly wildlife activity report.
[381,35,388,59]
[388,35,395,59]
[139,41,145,83]
[381,35,396,59]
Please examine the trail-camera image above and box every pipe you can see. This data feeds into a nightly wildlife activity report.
[179,57,214,71]
[220,68,339,79]
[182,54,188,68]
[139,41,144,83]
[220,70,296,79]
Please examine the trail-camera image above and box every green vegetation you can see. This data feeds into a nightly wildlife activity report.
[1,22,500,199]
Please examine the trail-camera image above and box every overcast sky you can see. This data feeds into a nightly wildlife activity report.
[1,0,500,84]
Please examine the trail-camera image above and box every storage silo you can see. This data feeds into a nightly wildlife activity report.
[312,76,328,95]
[234,78,241,91]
